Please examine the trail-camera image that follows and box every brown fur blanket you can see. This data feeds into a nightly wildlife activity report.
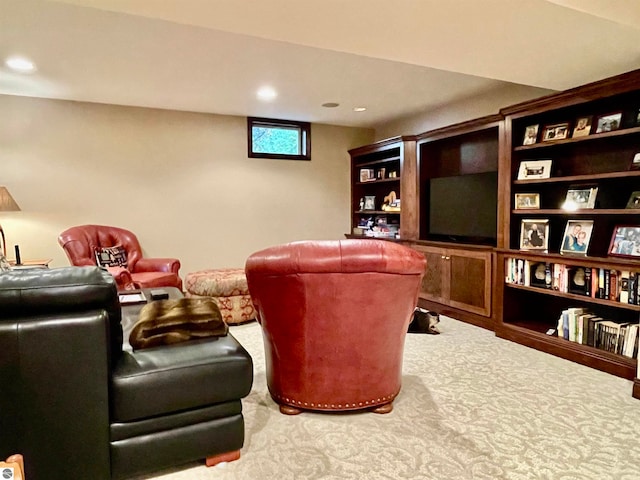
[129,297,228,350]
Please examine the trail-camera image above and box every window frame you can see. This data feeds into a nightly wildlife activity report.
[247,117,311,161]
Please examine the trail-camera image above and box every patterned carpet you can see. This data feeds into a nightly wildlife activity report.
[140,317,640,480]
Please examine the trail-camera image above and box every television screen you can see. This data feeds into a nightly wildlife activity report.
[429,172,497,243]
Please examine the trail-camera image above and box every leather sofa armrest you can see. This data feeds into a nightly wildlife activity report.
[0,266,123,367]
[135,258,181,274]
[106,266,137,290]
[0,311,112,479]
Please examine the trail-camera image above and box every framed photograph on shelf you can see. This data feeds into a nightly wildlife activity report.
[595,112,622,133]
[514,193,540,209]
[519,219,549,251]
[572,116,592,138]
[363,195,376,211]
[517,159,553,180]
[630,153,640,170]
[562,186,598,210]
[359,168,375,182]
[625,191,640,209]
[522,124,539,145]
[541,123,569,142]
[560,219,593,256]
[609,225,640,258]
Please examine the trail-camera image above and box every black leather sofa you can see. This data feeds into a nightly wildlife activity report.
[0,267,253,479]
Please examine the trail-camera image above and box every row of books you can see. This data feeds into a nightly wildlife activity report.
[556,307,639,358]
[505,258,640,304]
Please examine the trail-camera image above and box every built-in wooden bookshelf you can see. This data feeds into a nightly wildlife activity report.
[348,136,417,241]
[496,69,640,382]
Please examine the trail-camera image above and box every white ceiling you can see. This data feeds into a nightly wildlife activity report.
[2,0,640,129]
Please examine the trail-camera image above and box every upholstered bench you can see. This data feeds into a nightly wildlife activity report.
[185,268,256,325]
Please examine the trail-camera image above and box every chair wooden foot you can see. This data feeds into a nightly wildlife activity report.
[371,402,393,414]
[205,449,240,467]
[279,404,303,415]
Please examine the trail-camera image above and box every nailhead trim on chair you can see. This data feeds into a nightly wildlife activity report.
[273,392,399,411]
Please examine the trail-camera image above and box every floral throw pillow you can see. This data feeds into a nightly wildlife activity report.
[95,245,128,268]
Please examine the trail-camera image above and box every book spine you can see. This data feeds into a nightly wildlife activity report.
[598,268,605,299]
[610,270,618,302]
[620,271,630,304]
[604,270,610,300]
[584,268,591,297]
[629,272,637,305]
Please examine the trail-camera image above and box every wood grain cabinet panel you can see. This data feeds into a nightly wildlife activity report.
[413,244,492,318]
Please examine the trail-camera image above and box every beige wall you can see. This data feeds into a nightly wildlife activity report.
[374,83,555,139]
[0,95,374,276]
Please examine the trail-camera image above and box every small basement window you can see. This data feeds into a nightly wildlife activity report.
[248,117,311,161]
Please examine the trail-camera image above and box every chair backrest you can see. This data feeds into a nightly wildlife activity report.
[245,239,426,409]
[58,224,143,269]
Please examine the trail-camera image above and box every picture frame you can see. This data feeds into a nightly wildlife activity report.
[595,112,622,134]
[522,124,539,145]
[560,219,594,256]
[519,219,549,251]
[359,168,375,182]
[541,123,569,142]
[562,186,598,210]
[630,153,640,170]
[572,116,592,138]
[625,191,640,209]
[363,195,376,211]
[514,193,540,210]
[517,159,552,180]
[609,225,640,258]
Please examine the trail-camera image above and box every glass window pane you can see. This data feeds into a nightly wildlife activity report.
[252,126,301,155]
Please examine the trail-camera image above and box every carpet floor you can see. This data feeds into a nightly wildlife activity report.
[139,317,640,480]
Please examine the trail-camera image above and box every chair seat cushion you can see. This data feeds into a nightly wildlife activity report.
[131,271,181,289]
[111,334,253,422]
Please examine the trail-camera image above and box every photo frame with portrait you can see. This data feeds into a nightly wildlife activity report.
[626,191,640,209]
[562,186,598,210]
[519,219,549,251]
[363,195,376,211]
[517,159,553,180]
[609,225,640,258]
[359,168,375,182]
[514,193,540,210]
[572,116,592,138]
[522,124,539,145]
[595,112,622,134]
[560,220,593,256]
[542,123,569,142]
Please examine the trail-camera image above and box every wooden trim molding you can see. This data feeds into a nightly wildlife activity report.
[633,378,640,400]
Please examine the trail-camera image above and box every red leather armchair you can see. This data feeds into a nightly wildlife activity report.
[245,239,426,415]
[58,225,182,291]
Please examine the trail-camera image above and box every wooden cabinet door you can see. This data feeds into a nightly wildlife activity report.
[447,250,492,317]
[415,246,448,305]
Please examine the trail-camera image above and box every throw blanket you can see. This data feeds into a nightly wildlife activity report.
[129,297,228,350]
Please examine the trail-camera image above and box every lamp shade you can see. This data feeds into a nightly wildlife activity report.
[0,187,20,212]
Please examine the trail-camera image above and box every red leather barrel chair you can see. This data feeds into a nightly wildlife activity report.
[58,225,182,291]
[245,239,426,415]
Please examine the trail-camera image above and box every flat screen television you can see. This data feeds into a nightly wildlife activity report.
[428,171,498,244]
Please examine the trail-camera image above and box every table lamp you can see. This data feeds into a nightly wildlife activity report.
[0,186,21,257]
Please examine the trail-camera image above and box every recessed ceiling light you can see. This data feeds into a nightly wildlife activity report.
[322,102,339,108]
[5,56,37,73]
[257,86,277,101]
[353,107,367,112]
